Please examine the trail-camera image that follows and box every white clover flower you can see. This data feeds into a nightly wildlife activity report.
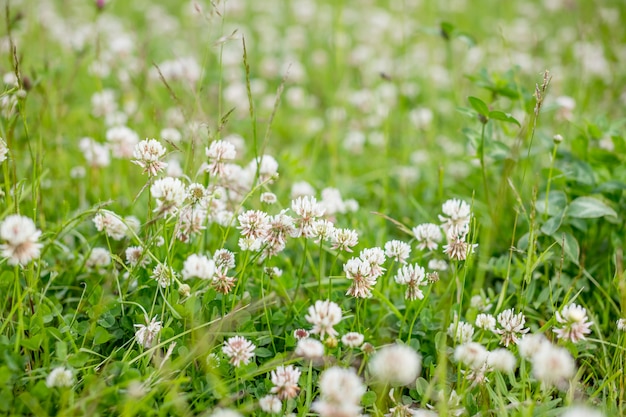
[93,210,127,241]
[182,254,215,280]
[150,177,186,216]
[293,329,310,340]
[428,259,448,271]
[0,215,43,266]
[238,210,271,241]
[246,154,278,183]
[86,247,111,268]
[553,303,593,343]
[134,315,162,349]
[125,246,150,267]
[310,219,335,243]
[295,338,324,359]
[91,89,116,118]
[160,127,182,143]
[320,187,347,215]
[222,336,255,367]
[270,365,301,400]
[559,406,605,417]
[106,126,139,158]
[448,320,475,344]
[412,223,443,251]
[617,318,626,331]
[46,366,75,388]
[210,409,243,417]
[206,140,236,177]
[369,344,422,386]
[454,342,488,370]
[259,395,282,414]
[290,181,316,199]
[132,138,168,176]
[292,196,325,237]
[312,367,365,417]
[531,343,576,388]
[79,137,110,168]
[0,137,8,163]
[384,240,411,263]
[475,313,496,331]
[341,332,364,348]
[439,198,472,235]
[495,308,529,347]
[305,300,342,339]
[331,228,359,252]
[394,263,427,301]
[344,257,376,298]
[517,333,549,360]
[260,192,277,204]
[214,248,235,270]
[151,263,176,288]
[486,349,517,373]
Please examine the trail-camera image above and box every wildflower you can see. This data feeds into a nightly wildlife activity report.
[439,198,472,235]
[150,177,186,216]
[454,342,488,370]
[447,320,474,344]
[412,223,443,251]
[222,336,255,367]
[270,365,301,400]
[247,154,279,183]
[206,140,236,177]
[178,283,191,297]
[310,219,335,243]
[126,246,150,267]
[260,192,277,204]
[186,183,208,206]
[134,315,162,348]
[259,395,282,414]
[106,126,139,158]
[344,257,376,298]
[320,187,348,215]
[182,254,215,280]
[341,332,364,348]
[475,313,496,331]
[210,409,244,417]
[132,138,168,176]
[470,294,492,311]
[263,211,297,257]
[86,247,111,268]
[443,227,476,261]
[531,343,576,388]
[93,210,127,240]
[312,367,366,417]
[160,127,181,143]
[91,89,116,117]
[151,263,176,288]
[331,228,359,252]
[487,349,517,372]
[238,210,271,242]
[517,333,549,360]
[428,259,448,271]
[369,344,422,386]
[291,181,316,199]
[0,137,8,163]
[264,266,283,278]
[305,300,343,339]
[617,318,626,331]
[292,196,325,237]
[294,329,310,340]
[0,215,43,266]
[394,263,427,301]
[214,249,235,270]
[559,406,605,417]
[384,240,411,263]
[495,309,529,347]
[359,247,386,278]
[211,269,237,294]
[79,137,110,168]
[176,206,207,241]
[295,338,324,359]
[553,303,593,343]
[46,367,75,388]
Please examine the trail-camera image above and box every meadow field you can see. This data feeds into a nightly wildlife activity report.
[1,0,625,415]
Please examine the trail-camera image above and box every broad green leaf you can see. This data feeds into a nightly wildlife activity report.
[361,390,377,406]
[540,215,563,235]
[535,191,567,216]
[468,96,489,116]
[488,110,521,126]
[93,326,113,345]
[567,196,617,219]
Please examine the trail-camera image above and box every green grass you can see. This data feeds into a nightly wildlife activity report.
[0,0,625,415]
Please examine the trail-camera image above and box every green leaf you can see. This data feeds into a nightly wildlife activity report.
[255,347,273,358]
[468,96,489,116]
[552,232,580,264]
[536,191,567,216]
[361,390,377,406]
[488,110,521,126]
[567,196,617,219]
[93,326,113,345]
